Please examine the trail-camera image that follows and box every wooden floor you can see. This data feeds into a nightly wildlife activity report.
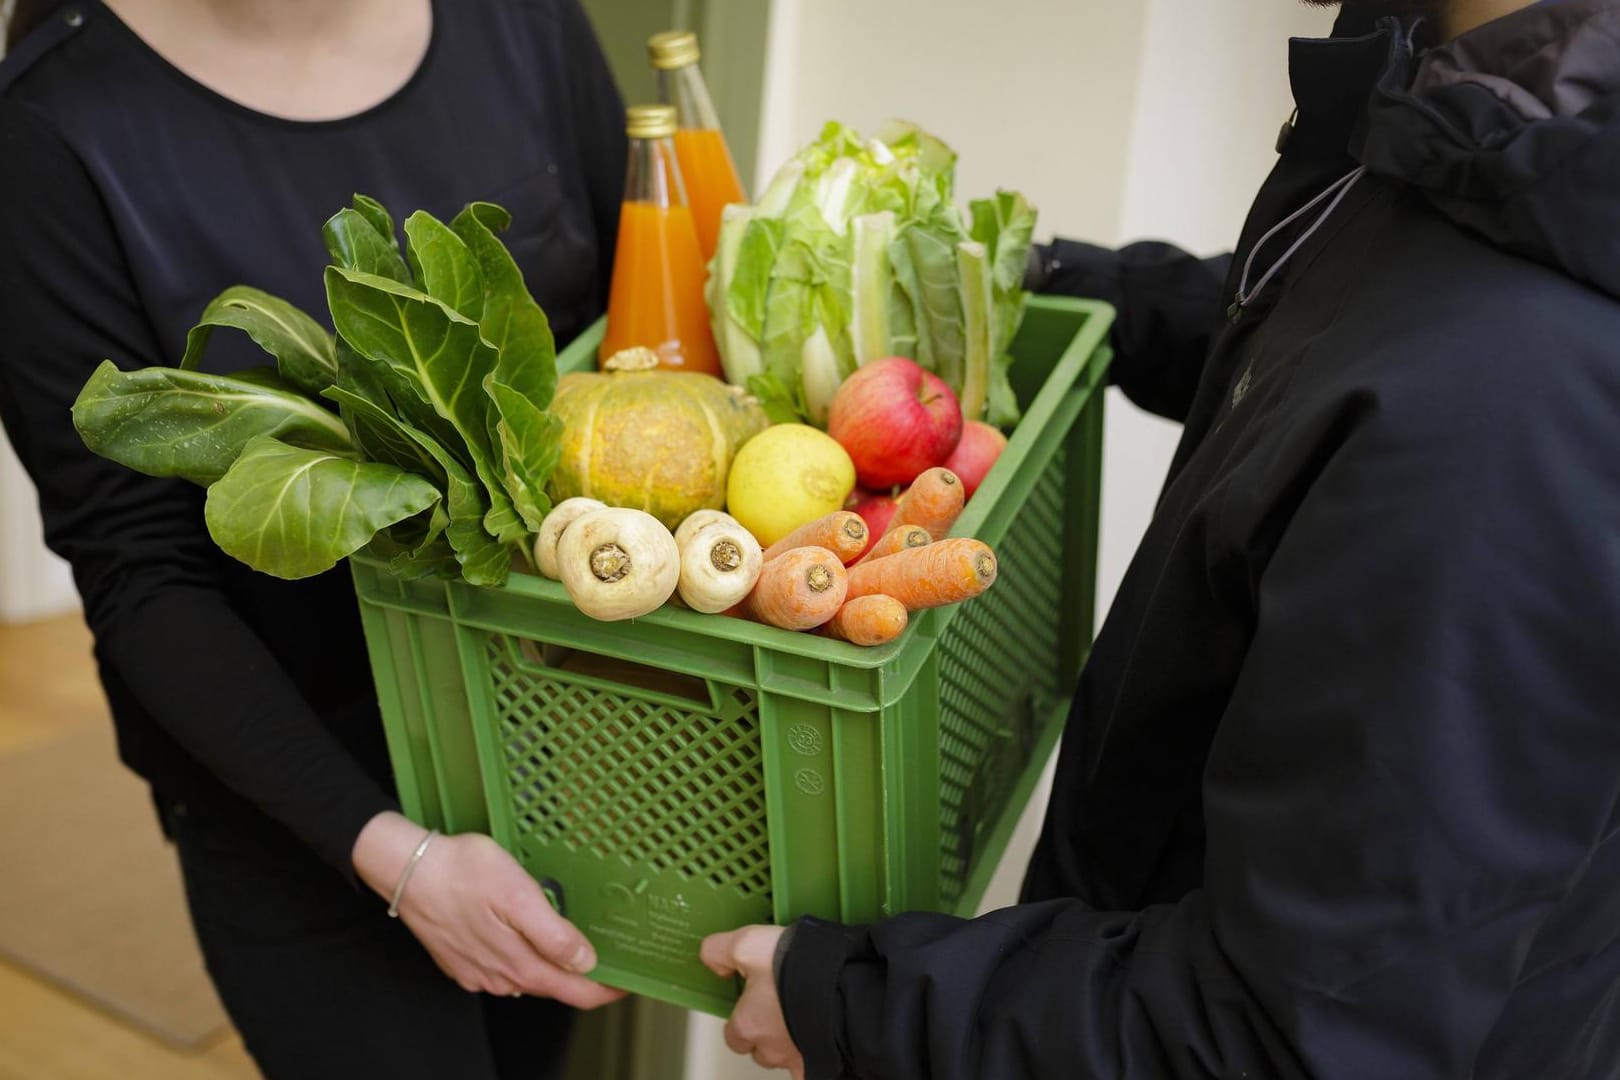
[0,614,259,1080]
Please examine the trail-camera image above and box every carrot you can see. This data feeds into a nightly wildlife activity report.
[738,547,849,630]
[845,538,997,611]
[855,524,931,566]
[819,594,908,647]
[762,511,869,565]
[890,468,965,541]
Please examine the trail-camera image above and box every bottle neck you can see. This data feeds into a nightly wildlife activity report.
[623,136,689,208]
[656,65,723,131]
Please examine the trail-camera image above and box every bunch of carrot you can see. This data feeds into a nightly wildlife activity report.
[727,468,998,647]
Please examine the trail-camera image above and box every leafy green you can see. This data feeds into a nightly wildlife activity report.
[970,191,1036,424]
[350,195,398,248]
[73,361,351,485]
[484,378,562,535]
[850,212,895,367]
[178,286,338,397]
[956,240,993,421]
[322,383,443,480]
[323,266,527,544]
[451,202,559,410]
[72,196,566,585]
[892,225,965,385]
[324,201,413,285]
[403,211,485,322]
[709,121,1036,424]
[203,436,442,580]
[329,381,508,584]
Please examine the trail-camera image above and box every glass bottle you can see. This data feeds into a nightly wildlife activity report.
[648,30,748,263]
[599,104,721,375]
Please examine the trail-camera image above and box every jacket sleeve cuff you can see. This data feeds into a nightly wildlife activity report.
[776,916,869,1080]
[1028,239,1127,311]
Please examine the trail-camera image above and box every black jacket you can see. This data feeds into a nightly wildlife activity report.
[779,6,1620,1078]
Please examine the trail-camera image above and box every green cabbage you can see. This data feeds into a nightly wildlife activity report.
[712,121,1036,426]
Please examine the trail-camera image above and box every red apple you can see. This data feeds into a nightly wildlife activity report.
[849,489,899,558]
[943,420,1008,499]
[828,357,963,489]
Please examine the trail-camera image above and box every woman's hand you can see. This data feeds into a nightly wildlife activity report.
[353,811,626,1008]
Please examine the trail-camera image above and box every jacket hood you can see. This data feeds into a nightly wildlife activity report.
[1355,0,1620,299]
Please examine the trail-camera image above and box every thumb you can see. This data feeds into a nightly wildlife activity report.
[501,880,596,974]
[700,930,742,977]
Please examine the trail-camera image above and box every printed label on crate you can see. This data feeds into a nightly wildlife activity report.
[587,881,705,969]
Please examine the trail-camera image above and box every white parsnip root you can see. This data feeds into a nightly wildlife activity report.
[676,512,764,613]
[674,508,734,551]
[535,496,607,580]
[556,508,679,621]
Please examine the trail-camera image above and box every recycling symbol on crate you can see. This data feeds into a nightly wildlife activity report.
[787,724,823,756]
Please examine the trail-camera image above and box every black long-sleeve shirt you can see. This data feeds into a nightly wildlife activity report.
[779,9,1620,1079]
[0,0,626,871]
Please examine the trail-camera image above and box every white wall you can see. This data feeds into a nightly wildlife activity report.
[689,1,1331,1077]
[753,0,1149,243]
[0,432,78,624]
[0,2,79,625]
[1096,0,1332,618]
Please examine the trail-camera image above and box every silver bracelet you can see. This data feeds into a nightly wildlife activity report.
[387,828,439,918]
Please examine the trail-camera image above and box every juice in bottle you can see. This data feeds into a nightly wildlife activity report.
[649,30,747,263]
[599,105,720,375]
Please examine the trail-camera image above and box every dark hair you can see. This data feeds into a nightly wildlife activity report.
[6,0,64,52]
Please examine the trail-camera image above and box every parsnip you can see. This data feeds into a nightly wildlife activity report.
[534,497,607,580]
[677,513,764,613]
[556,508,679,621]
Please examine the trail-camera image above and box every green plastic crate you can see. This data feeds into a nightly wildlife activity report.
[350,295,1113,1016]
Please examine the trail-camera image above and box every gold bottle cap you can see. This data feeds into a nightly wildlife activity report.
[648,30,700,70]
[625,104,677,140]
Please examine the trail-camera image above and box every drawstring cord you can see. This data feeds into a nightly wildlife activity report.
[1229,165,1368,320]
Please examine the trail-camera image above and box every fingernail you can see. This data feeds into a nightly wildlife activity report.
[568,944,594,973]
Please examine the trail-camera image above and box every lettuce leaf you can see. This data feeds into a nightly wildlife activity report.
[707,121,1035,426]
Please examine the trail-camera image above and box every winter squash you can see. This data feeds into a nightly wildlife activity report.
[547,348,769,529]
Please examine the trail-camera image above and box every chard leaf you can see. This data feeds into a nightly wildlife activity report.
[350,194,397,246]
[71,360,351,486]
[179,286,338,397]
[323,384,442,479]
[203,436,441,580]
[323,266,526,545]
[374,502,455,579]
[484,377,563,534]
[325,206,413,285]
[370,526,462,581]
[329,384,509,585]
[404,211,485,322]
[450,202,559,411]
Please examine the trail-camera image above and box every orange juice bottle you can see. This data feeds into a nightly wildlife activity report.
[599,105,721,375]
[648,30,747,263]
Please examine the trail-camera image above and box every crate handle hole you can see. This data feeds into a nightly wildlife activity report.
[505,637,713,708]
